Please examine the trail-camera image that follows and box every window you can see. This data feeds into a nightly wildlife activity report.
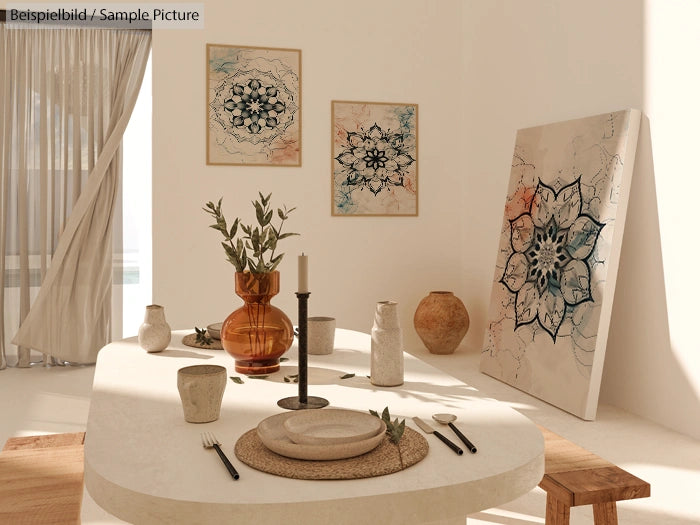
[113,54,152,339]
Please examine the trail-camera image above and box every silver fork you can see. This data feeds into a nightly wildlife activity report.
[201,432,240,480]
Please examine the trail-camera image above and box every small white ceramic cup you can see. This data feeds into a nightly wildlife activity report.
[307,317,336,355]
[177,365,227,423]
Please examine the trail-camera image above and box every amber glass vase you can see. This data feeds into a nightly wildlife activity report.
[221,271,294,374]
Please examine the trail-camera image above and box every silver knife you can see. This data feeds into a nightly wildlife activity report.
[413,417,463,455]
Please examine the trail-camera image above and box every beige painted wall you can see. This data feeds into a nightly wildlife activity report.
[152,0,700,438]
[152,0,467,352]
[460,0,700,439]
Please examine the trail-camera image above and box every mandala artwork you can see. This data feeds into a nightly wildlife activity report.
[502,177,604,342]
[481,110,641,420]
[207,45,300,166]
[332,101,417,215]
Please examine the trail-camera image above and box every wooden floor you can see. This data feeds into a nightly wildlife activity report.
[0,432,85,525]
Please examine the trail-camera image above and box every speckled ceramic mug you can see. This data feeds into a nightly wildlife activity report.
[177,365,227,423]
[307,317,336,355]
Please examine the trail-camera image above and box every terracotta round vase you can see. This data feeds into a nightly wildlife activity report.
[221,271,294,375]
[413,291,470,354]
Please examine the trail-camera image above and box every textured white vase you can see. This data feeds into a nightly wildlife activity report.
[138,304,171,353]
[371,301,404,386]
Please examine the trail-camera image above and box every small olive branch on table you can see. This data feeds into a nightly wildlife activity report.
[194,326,212,346]
[369,407,406,444]
[370,407,407,467]
[203,192,298,273]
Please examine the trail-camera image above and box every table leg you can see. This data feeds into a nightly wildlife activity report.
[593,501,618,525]
[545,493,570,525]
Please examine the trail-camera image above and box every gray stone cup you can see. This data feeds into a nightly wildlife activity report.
[307,317,336,355]
[177,365,227,423]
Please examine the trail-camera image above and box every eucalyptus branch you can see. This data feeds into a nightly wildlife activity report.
[203,193,298,273]
[369,407,406,444]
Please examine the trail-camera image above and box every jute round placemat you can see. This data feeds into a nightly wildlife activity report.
[234,428,428,480]
[181,333,224,350]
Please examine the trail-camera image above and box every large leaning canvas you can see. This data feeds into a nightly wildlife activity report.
[481,109,641,420]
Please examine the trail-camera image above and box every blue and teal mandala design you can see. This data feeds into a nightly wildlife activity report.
[210,70,298,147]
[500,178,604,342]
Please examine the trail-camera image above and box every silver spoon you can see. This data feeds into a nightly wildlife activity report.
[432,413,477,453]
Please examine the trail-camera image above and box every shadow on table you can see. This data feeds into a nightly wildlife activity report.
[151,349,215,360]
[259,363,486,410]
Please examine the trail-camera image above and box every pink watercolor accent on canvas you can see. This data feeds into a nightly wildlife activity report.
[270,139,299,164]
[505,185,535,221]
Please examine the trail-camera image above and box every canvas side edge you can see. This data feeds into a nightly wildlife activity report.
[582,108,643,420]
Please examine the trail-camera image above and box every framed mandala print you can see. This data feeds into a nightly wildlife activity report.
[207,44,301,166]
[331,100,418,216]
[480,109,641,420]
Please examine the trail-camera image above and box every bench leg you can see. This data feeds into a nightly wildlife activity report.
[545,494,570,525]
[593,501,618,525]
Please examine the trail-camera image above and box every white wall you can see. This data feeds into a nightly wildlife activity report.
[152,0,700,439]
[152,0,466,351]
[600,0,700,439]
[459,0,700,439]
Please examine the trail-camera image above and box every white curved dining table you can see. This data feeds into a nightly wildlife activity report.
[84,329,543,524]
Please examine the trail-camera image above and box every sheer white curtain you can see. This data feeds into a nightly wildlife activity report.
[0,23,151,368]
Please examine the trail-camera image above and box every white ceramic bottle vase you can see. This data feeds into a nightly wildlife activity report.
[371,301,404,386]
[138,304,172,353]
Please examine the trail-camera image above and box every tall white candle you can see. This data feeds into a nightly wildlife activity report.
[298,253,309,293]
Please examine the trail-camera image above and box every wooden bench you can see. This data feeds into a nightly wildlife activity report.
[538,425,650,525]
[0,432,85,525]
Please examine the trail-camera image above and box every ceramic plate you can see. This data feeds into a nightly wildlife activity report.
[283,409,383,446]
[257,411,386,461]
[207,322,222,340]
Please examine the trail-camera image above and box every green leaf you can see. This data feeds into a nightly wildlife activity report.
[393,419,406,443]
[255,205,264,227]
[381,407,391,425]
[268,253,284,272]
[230,376,244,384]
[369,409,379,418]
[280,357,289,362]
[229,218,239,239]
[340,373,355,379]
[390,419,406,444]
[263,210,273,226]
[247,375,269,380]
[277,232,299,240]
